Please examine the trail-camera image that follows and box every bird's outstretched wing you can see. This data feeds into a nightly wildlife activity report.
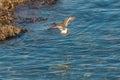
[63,16,75,27]
[49,22,62,30]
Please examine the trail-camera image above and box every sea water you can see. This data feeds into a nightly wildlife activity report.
[0,0,120,80]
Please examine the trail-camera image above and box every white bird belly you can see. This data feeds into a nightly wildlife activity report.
[61,28,68,34]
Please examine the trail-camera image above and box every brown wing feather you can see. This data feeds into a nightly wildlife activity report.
[62,16,75,28]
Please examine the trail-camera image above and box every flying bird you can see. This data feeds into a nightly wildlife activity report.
[50,16,75,35]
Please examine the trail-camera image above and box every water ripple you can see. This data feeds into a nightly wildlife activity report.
[0,0,120,80]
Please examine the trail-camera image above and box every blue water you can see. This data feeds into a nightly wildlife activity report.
[0,0,120,80]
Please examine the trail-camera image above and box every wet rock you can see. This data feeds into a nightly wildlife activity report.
[0,0,58,41]
[0,25,27,40]
[15,17,48,24]
[30,0,57,5]
[0,0,31,11]
[0,11,14,25]
[45,0,57,5]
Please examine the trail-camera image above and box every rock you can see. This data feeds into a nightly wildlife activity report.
[46,0,57,5]
[0,0,58,41]
[0,25,27,40]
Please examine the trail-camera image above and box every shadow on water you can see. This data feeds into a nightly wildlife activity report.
[0,0,120,80]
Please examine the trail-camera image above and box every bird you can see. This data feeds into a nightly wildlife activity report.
[50,16,75,35]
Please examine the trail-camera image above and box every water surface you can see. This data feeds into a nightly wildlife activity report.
[0,0,120,80]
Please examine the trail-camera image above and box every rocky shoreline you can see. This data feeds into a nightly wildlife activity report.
[0,0,57,41]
